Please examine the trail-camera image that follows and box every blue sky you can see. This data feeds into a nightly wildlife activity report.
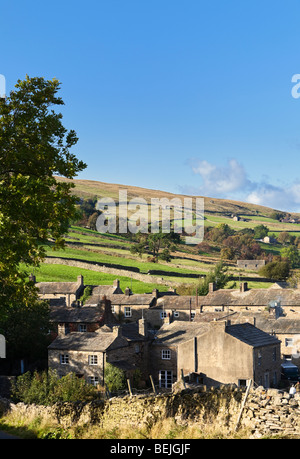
[2,0,300,212]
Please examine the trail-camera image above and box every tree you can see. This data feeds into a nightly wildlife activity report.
[254,224,269,239]
[277,232,290,246]
[196,262,229,296]
[0,76,86,359]
[130,230,179,262]
[0,76,86,275]
[258,261,290,280]
[281,246,300,268]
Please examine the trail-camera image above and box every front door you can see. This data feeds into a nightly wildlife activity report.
[159,370,173,388]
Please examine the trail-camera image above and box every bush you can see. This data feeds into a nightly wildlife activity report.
[11,370,98,406]
[104,363,126,393]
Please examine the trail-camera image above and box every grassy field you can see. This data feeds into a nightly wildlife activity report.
[31,177,300,290]
[23,263,170,294]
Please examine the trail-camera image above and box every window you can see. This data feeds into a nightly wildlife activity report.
[79,324,87,332]
[124,307,131,317]
[190,312,195,321]
[173,311,179,318]
[160,311,167,319]
[134,344,140,353]
[111,305,115,313]
[159,370,173,388]
[88,376,99,386]
[273,347,277,361]
[88,355,98,365]
[161,349,171,360]
[285,338,294,347]
[60,354,69,365]
[258,351,262,366]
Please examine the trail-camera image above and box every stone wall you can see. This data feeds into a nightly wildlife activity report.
[1,385,300,438]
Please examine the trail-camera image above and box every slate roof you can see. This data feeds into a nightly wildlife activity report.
[226,323,280,347]
[48,328,128,352]
[198,285,300,307]
[153,321,210,346]
[50,305,104,323]
[152,320,279,349]
[154,296,198,310]
[36,281,83,295]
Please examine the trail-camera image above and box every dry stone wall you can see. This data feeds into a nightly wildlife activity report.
[1,385,300,438]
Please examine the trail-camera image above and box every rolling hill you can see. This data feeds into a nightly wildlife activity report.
[27,176,300,292]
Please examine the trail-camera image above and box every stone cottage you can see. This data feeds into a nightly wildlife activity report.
[48,319,150,387]
[35,274,85,307]
[149,320,281,389]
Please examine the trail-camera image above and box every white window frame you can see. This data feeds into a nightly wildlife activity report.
[60,354,69,365]
[88,355,98,365]
[160,311,167,319]
[88,376,99,386]
[161,349,171,360]
[79,324,87,332]
[124,307,132,317]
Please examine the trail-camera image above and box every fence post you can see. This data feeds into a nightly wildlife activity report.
[235,379,252,431]
[127,379,133,396]
[149,375,157,395]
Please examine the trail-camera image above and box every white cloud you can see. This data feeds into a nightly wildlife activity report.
[186,158,300,212]
[189,158,252,197]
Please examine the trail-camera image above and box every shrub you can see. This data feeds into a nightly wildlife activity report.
[104,363,126,393]
[11,370,98,406]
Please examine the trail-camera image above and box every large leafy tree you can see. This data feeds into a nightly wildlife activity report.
[0,76,86,359]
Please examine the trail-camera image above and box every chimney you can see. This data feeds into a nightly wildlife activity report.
[77,274,84,286]
[58,323,67,336]
[163,312,172,325]
[240,282,248,293]
[125,287,132,296]
[113,279,120,289]
[209,282,216,294]
[210,319,227,332]
[112,325,122,337]
[138,318,148,338]
[152,288,159,298]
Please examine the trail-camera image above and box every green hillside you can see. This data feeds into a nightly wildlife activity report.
[28,177,300,292]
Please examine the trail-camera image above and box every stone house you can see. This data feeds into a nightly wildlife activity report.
[198,282,300,316]
[35,274,85,307]
[148,296,198,329]
[150,320,281,389]
[48,320,150,387]
[236,259,266,270]
[49,297,117,339]
[220,310,300,368]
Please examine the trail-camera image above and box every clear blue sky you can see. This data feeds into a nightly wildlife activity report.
[2,0,300,212]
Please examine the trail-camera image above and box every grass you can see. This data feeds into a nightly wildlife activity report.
[0,411,254,439]
[22,263,170,294]
[44,245,207,276]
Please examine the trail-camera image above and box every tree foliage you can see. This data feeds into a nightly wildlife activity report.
[258,261,290,280]
[0,76,86,360]
[196,262,229,296]
[104,362,126,392]
[11,370,97,405]
[0,76,86,276]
